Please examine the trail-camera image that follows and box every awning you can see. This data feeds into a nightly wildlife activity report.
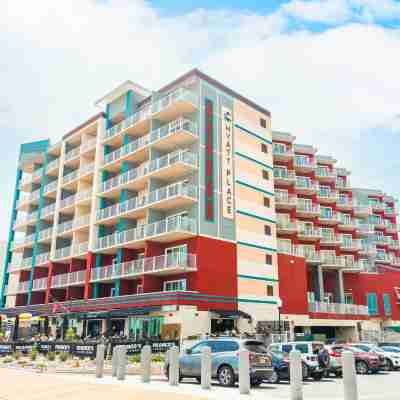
[78,306,161,320]
[385,326,400,333]
[210,310,252,320]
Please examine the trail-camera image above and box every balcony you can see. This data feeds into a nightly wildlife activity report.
[36,252,51,266]
[304,250,321,265]
[319,211,339,225]
[338,215,357,231]
[336,179,350,190]
[15,281,30,294]
[11,233,35,251]
[57,214,90,236]
[374,235,387,246]
[315,168,336,183]
[100,149,197,198]
[296,202,320,217]
[273,169,296,186]
[359,243,376,255]
[40,203,56,220]
[385,222,399,234]
[295,178,318,195]
[37,227,53,243]
[320,234,341,246]
[13,211,38,231]
[275,193,297,210]
[353,203,372,217]
[294,158,316,173]
[356,223,375,236]
[387,239,400,250]
[317,189,338,204]
[276,220,298,234]
[369,217,386,229]
[376,253,391,264]
[391,257,400,267]
[32,277,48,292]
[95,216,196,253]
[8,257,33,273]
[51,270,86,289]
[320,254,345,269]
[43,180,58,198]
[16,189,40,211]
[297,227,321,241]
[59,190,92,212]
[91,253,197,283]
[308,301,369,316]
[96,182,197,224]
[277,244,303,257]
[273,145,294,161]
[370,202,385,212]
[339,237,362,251]
[104,88,198,145]
[54,241,89,262]
[385,207,397,217]
[46,158,60,175]
[62,163,94,190]
[336,197,353,211]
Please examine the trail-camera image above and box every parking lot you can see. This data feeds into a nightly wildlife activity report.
[1,368,399,400]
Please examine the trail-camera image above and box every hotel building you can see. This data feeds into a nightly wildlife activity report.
[0,70,280,340]
[273,131,400,340]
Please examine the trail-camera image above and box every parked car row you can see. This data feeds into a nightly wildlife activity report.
[164,338,400,387]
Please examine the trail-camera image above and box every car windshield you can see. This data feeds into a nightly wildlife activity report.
[352,344,372,352]
[244,341,269,354]
[347,346,366,353]
[381,346,400,353]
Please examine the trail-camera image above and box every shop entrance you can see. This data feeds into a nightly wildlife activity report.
[110,319,125,337]
[86,320,102,338]
[128,317,163,340]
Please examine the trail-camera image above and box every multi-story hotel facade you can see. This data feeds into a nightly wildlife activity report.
[0,70,280,340]
[1,69,400,342]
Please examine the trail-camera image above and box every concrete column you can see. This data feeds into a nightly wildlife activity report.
[96,344,105,379]
[290,350,303,400]
[239,349,250,395]
[117,345,127,381]
[337,270,345,303]
[111,345,119,377]
[343,351,358,400]
[317,266,325,302]
[141,345,152,383]
[168,346,180,386]
[201,346,212,390]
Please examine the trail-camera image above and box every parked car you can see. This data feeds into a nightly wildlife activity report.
[350,343,400,371]
[269,350,309,384]
[324,345,343,377]
[269,341,328,381]
[164,338,274,387]
[329,345,381,374]
[348,343,386,370]
[379,342,400,349]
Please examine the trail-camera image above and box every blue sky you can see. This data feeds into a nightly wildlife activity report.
[1,0,400,241]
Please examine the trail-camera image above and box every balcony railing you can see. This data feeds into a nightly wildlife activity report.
[8,257,33,273]
[64,146,80,162]
[32,277,48,292]
[356,223,375,235]
[319,211,338,222]
[14,211,39,228]
[387,239,400,249]
[104,88,198,140]
[16,189,40,207]
[295,178,318,191]
[273,169,296,182]
[275,193,297,207]
[16,281,30,294]
[277,220,298,232]
[298,227,321,238]
[12,233,35,248]
[321,254,345,267]
[54,242,89,260]
[41,203,56,218]
[52,270,86,288]
[100,149,197,194]
[91,253,197,282]
[315,168,336,179]
[296,202,320,214]
[95,216,196,251]
[339,237,362,250]
[376,253,391,263]
[36,252,50,265]
[277,244,303,257]
[317,189,339,201]
[353,204,372,215]
[308,301,369,316]
[294,158,316,169]
[59,190,92,209]
[46,158,60,172]
[273,145,294,158]
[63,163,94,185]
[337,197,353,208]
[80,138,97,154]
[320,234,341,245]
[97,182,197,222]
[57,214,90,235]
[304,250,321,263]
[43,180,58,194]
[37,227,53,242]
[338,215,356,227]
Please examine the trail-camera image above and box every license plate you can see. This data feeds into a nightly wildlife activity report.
[256,357,271,366]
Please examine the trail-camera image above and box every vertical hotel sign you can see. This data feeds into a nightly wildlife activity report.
[205,99,214,221]
[221,106,234,219]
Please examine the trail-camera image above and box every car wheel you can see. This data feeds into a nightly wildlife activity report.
[250,378,263,387]
[313,372,324,381]
[355,361,369,375]
[195,377,202,384]
[269,370,280,384]
[383,359,393,372]
[334,370,342,378]
[218,365,235,387]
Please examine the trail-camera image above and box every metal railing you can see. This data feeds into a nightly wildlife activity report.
[91,253,196,282]
[63,163,94,185]
[95,216,196,251]
[97,181,197,221]
[32,277,48,292]
[54,241,89,260]
[100,149,197,193]
[295,178,318,190]
[52,270,86,288]
[294,158,316,168]
[317,189,339,200]
[14,211,39,228]
[43,180,58,194]
[105,87,198,140]
[36,252,50,265]
[46,158,60,172]
[298,227,321,237]
[277,220,298,231]
[273,169,296,180]
[59,190,92,209]
[16,189,40,207]
[41,203,56,218]
[12,233,35,248]
[320,234,341,244]
[319,211,338,221]
[8,257,33,272]
[37,227,53,241]
[275,193,297,206]
[57,214,90,234]
[339,237,361,250]
[315,168,336,179]
[308,301,369,316]
[296,202,320,214]
[321,254,345,267]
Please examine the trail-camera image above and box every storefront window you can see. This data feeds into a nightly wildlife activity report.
[128,317,164,340]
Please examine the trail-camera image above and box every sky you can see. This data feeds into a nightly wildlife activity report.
[1,0,400,240]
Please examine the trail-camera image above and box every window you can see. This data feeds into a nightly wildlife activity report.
[261,143,268,154]
[367,292,378,316]
[191,341,212,354]
[264,225,271,236]
[321,207,333,218]
[295,344,309,354]
[278,238,292,254]
[165,245,188,264]
[210,341,239,353]
[263,197,270,208]
[344,293,354,304]
[383,293,392,316]
[262,170,269,180]
[260,118,267,128]
[244,341,268,354]
[274,166,288,178]
[266,285,274,297]
[265,254,272,265]
[295,155,310,166]
[273,143,286,154]
[164,279,187,292]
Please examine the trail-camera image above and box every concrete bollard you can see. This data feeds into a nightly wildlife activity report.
[141,345,152,383]
[117,345,127,381]
[239,349,250,395]
[290,350,303,400]
[201,346,212,390]
[343,351,359,400]
[169,346,180,386]
[96,344,105,379]
[112,346,119,378]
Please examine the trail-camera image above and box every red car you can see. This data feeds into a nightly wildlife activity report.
[329,345,381,374]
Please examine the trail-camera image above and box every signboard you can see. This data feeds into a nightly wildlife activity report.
[221,106,234,219]
[111,340,179,355]
[205,99,214,221]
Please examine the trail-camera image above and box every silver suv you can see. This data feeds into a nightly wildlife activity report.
[164,338,274,387]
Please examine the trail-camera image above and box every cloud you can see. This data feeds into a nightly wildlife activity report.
[0,0,400,238]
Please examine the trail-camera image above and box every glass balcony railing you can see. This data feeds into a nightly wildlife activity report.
[51,270,86,288]
[14,211,39,228]
[273,169,296,181]
[37,227,53,242]
[63,163,94,185]
[91,253,197,282]
[308,301,369,316]
[296,202,320,214]
[41,203,56,218]
[64,146,80,162]
[316,168,336,179]
[97,181,197,222]
[294,158,316,169]
[57,214,91,235]
[95,216,196,251]
[43,180,58,194]
[295,178,318,191]
[100,149,197,194]
[46,158,60,172]
[59,190,92,209]
[36,252,50,265]
[32,277,48,292]
[8,257,33,273]
[12,233,35,248]
[16,189,40,207]
[54,241,89,260]
[104,88,198,141]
